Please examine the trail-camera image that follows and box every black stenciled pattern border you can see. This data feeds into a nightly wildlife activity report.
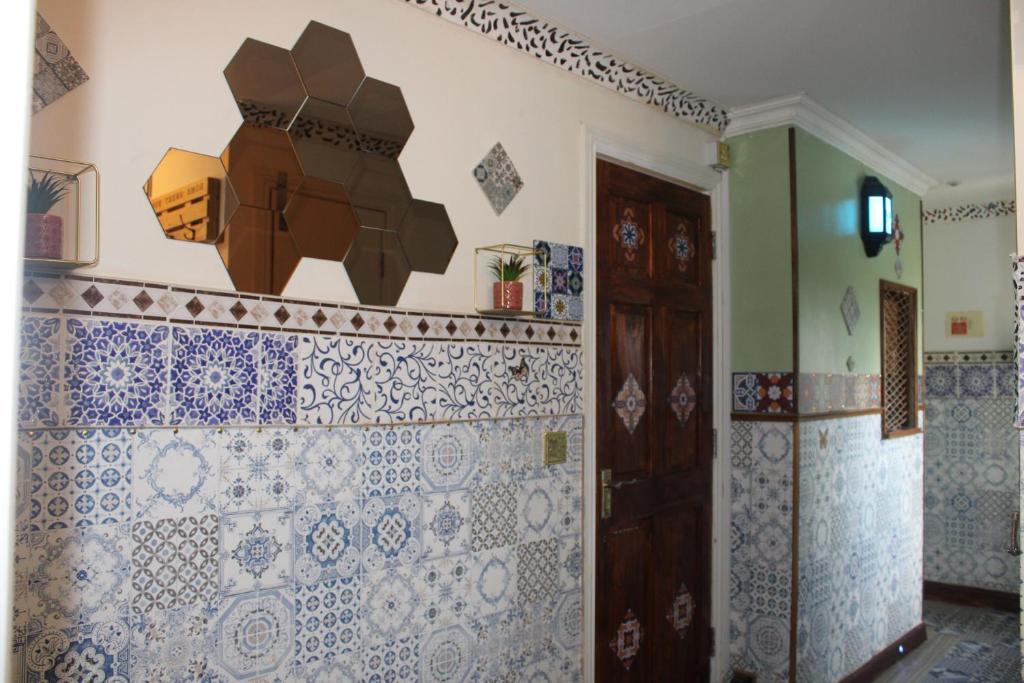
[923,200,1015,225]
[401,0,729,132]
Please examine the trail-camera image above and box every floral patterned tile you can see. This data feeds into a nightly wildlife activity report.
[294,499,362,586]
[295,577,361,669]
[220,508,293,596]
[214,588,294,680]
[170,326,259,426]
[292,428,362,506]
[25,616,130,682]
[64,318,171,427]
[18,315,61,428]
[219,428,296,513]
[133,428,221,518]
[363,425,421,498]
[259,333,297,424]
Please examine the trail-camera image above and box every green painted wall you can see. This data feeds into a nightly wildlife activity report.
[728,128,794,371]
[794,128,924,375]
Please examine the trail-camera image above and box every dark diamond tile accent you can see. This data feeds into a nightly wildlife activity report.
[274,306,290,325]
[417,319,430,335]
[133,290,154,312]
[500,323,510,337]
[81,285,103,308]
[475,322,486,336]
[351,313,364,330]
[22,280,43,304]
[445,321,458,336]
[384,317,397,333]
[525,326,535,339]
[570,329,578,342]
[185,296,205,317]
[547,328,556,340]
[229,301,248,321]
[312,309,327,328]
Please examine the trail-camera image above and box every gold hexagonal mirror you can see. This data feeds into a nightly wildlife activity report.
[144,148,239,243]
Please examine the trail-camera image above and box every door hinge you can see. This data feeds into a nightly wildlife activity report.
[710,627,716,657]
[711,232,717,260]
[712,428,718,459]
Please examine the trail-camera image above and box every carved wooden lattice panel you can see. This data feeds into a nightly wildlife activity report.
[881,281,917,435]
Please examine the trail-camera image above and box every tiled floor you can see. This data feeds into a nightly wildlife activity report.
[874,600,1020,682]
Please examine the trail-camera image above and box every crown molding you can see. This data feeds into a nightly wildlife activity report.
[725,94,937,196]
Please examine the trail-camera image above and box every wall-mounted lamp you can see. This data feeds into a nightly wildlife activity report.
[860,175,893,257]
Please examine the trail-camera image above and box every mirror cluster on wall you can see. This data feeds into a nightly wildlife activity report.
[142,21,457,305]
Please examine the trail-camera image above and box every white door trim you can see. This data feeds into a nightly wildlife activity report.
[580,125,731,682]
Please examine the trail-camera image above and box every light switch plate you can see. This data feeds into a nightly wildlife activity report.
[544,431,567,465]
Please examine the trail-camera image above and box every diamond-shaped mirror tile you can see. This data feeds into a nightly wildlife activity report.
[473,142,523,215]
[840,286,860,335]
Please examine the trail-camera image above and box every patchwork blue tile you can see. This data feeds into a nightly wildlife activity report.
[363,634,420,681]
[958,363,994,398]
[362,493,422,571]
[417,555,472,628]
[422,490,471,559]
[65,319,170,426]
[133,428,220,518]
[533,240,583,321]
[994,362,1015,397]
[21,428,131,531]
[130,602,220,681]
[924,364,957,398]
[219,428,296,513]
[294,500,362,585]
[421,422,480,492]
[19,315,61,427]
[259,333,297,424]
[130,513,219,615]
[421,624,475,682]
[293,428,361,505]
[363,425,421,498]
[171,326,258,425]
[25,616,130,682]
[294,577,360,668]
[220,508,292,595]
[215,589,294,679]
[363,565,423,645]
[23,523,132,630]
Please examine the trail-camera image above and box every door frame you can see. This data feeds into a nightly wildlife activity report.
[581,126,730,681]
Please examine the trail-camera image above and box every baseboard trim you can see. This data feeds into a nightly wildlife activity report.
[839,623,927,683]
[924,580,1019,613]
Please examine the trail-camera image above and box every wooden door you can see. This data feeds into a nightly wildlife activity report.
[595,159,713,681]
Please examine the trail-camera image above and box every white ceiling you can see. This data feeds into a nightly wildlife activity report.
[515,0,1013,190]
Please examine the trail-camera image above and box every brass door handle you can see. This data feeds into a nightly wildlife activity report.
[601,469,612,519]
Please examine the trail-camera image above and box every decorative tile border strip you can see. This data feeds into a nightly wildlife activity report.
[731,372,795,413]
[924,350,1016,400]
[1013,256,1024,426]
[22,271,581,347]
[798,373,880,414]
[400,0,728,133]
[922,199,1015,225]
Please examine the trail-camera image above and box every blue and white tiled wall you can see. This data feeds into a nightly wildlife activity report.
[795,414,922,682]
[729,421,794,683]
[13,273,583,682]
[730,414,923,683]
[923,352,1020,593]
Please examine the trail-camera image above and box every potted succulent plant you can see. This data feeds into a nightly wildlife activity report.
[489,253,530,311]
[25,172,69,259]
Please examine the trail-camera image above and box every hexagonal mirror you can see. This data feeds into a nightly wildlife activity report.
[225,38,307,129]
[221,123,305,211]
[344,228,411,306]
[350,78,414,158]
[398,200,458,274]
[283,177,360,262]
[346,153,412,231]
[217,205,301,295]
[291,21,365,107]
[144,148,239,243]
[288,97,362,186]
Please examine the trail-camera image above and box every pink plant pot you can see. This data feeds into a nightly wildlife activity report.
[25,213,63,259]
[492,281,524,310]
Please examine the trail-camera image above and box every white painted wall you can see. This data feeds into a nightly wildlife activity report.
[923,179,1016,352]
[29,0,715,314]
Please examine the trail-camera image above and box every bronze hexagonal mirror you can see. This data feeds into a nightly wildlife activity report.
[398,200,457,274]
[344,227,411,306]
[349,78,414,158]
[151,21,459,306]
[225,38,307,129]
[283,177,360,262]
[144,148,239,243]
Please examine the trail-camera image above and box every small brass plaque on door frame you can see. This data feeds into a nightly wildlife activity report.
[543,431,567,465]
